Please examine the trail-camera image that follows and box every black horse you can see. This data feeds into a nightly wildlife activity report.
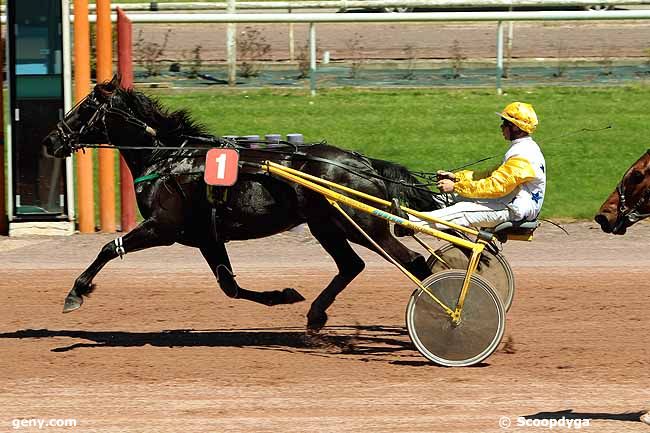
[43,76,439,330]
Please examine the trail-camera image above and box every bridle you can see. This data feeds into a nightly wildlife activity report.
[615,150,650,224]
[54,93,104,154]
[616,181,650,223]
[54,89,158,155]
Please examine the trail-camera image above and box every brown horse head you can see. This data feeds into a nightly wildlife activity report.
[595,149,650,235]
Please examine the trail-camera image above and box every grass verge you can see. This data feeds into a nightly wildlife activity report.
[149,86,648,219]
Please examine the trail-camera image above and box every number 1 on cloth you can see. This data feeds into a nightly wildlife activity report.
[204,148,240,186]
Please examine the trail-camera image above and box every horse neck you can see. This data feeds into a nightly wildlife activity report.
[106,97,169,177]
[105,123,154,179]
[120,147,149,179]
[109,90,205,176]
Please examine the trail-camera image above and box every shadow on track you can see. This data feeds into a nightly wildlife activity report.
[523,409,646,423]
[0,325,438,364]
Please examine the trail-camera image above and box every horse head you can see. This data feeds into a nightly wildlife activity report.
[42,75,122,158]
[595,149,650,235]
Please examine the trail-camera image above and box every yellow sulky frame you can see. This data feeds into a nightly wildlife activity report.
[263,160,492,325]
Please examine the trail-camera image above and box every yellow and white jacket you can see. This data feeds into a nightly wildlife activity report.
[453,136,546,221]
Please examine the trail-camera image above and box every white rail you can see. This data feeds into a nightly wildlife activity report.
[97,0,650,10]
[89,9,650,21]
[0,0,646,13]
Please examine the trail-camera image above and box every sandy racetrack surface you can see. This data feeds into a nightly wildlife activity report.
[139,21,650,63]
[1,221,650,432]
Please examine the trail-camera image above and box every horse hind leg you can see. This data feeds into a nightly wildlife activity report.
[343,214,432,282]
[374,234,432,281]
[200,243,305,306]
[306,220,366,331]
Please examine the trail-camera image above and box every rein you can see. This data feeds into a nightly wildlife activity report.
[61,91,440,195]
[411,125,613,181]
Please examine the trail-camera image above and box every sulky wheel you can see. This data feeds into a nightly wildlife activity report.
[406,270,505,367]
[426,243,515,312]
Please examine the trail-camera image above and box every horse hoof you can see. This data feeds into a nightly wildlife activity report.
[62,294,83,313]
[307,310,328,332]
[282,288,306,304]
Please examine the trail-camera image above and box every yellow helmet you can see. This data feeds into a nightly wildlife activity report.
[496,102,538,134]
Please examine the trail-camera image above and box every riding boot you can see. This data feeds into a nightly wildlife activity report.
[390,198,415,237]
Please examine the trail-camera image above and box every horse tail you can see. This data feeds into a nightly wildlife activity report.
[369,158,441,211]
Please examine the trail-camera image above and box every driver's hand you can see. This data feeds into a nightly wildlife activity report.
[436,170,457,181]
[436,179,455,193]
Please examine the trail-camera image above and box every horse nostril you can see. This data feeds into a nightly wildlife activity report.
[42,135,65,158]
[594,214,612,233]
[42,144,54,159]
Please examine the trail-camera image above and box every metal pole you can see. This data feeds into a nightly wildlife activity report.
[116,10,650,23]
[288,7,295,61]
[62,0,75,223]
[0,9,6,235]
[309,22,316,96]
[227,0,237,86]
[496,20,503,95]
[74,0,95,233]
[68,0,650,12]
[505,7,514,78]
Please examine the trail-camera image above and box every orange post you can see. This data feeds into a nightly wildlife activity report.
[96,0,116,232]
[74,0,95,233]
[117,8,137,232]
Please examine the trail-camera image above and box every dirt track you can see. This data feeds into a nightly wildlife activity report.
[1,221,650,432]
[137,20,650,63]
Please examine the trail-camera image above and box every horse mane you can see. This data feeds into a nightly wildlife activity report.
[369,158,441,211]
[117,87,210,145]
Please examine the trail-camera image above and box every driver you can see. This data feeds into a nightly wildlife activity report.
[393,102,546,236]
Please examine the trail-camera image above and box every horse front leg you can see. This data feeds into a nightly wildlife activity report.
[63,219,177,312]
[200,243,305,306]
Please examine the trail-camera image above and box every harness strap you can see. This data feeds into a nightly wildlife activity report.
[134,173,161,184]
[288,153,437,195]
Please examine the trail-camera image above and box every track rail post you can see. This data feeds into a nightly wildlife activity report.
[97,0,116,232]
[117,8,137,232]
[74,0,95,233]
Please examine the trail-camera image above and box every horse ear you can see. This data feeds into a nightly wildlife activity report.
[110,74,122,88]
[96,74,122,97]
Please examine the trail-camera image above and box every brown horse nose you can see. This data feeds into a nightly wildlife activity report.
[594,213,612,233]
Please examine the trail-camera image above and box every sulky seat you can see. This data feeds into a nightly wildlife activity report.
[485,220,539,242]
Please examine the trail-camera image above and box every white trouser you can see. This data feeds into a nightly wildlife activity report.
[409,197,511,230]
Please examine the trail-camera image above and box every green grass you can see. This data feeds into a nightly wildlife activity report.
[150,86,650,219]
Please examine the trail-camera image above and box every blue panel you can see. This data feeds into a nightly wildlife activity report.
[15,0,62,76]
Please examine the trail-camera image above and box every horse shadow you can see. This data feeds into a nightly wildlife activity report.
[523,409,646,423]
[0,325,440,365]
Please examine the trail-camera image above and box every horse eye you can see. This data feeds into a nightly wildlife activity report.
[630,170,644,184]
